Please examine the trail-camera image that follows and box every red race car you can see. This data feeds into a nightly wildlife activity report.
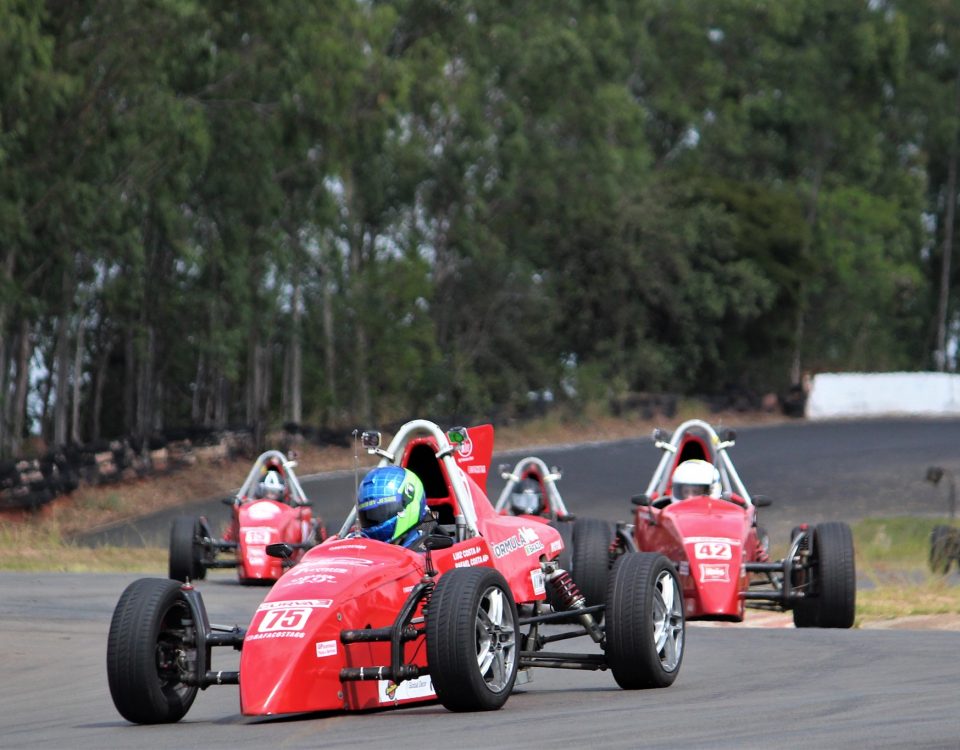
[108,419,685,724]
[168,450,325,584]
[612,419,855,628]
[494,456,615,609]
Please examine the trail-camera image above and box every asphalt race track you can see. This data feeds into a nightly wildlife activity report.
[8,418,960,748]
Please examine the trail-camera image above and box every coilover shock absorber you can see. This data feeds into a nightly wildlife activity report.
[544,565,604,644]
[549,570,586,611]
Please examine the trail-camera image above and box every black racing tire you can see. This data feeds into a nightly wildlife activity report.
[812,522,856,628]
[106,578,199,724]
[547,518,574,573]
[168,516,206,582]
[426,567,519,712]
[571,517,613,608]
[789,526,817,628]
[929,525,954,575]
[604,552,684,689]
[792,522,856,629]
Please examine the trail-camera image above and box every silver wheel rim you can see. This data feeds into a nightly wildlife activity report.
[475,585,516,692]
[652,569,683,672]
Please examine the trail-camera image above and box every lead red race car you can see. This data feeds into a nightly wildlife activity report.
[612,419,856,628]
[168,450,325,584]
[108,419,685,724]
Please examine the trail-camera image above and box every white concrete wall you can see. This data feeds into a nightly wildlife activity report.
[806,372,960,419]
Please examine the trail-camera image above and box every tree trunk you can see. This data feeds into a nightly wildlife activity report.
[124,327,136,434]
[90,335,113,442]
[192,352,205,423]
[321,263,337,419]
[9,317,31,457]
[70,316,85,444]
[52,268,74,448]
[936,76,960,371]
[790,154,826,385]
[290,280,302,425]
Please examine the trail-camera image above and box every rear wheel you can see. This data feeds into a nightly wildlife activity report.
[792,522,856,629]
[571,517,613,608]
[426,567,519,712]
[930,525,954,574]
[605,553,684,689]
[169,516,207,582]
[106,578,199,724]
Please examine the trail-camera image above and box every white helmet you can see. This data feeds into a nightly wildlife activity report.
[671,459,721,501]
[258,470,284,500]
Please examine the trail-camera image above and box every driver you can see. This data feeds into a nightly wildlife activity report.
[257,469,286,502]
[671,459,721,502]
[356,466,435,548]
[509,478,544,516]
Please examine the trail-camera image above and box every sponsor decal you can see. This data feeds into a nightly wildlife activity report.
[288,573,338,586]
[377,675,435,703]
[453,544,490,568]
[693,541,732,560]
[678,561,690,577]
[315,640,338,658]
[457,432,474,459]
[467,465,486,474]
[699,563,730,583]
[492,527,542,559]
[243,527,273,545]
[246,631,306,642]
[530,569,546,596]
[687,536,741,547]
[247,501,281,520]
[253,599,332,636]
[550,539,563,553]
[328,543,368,551]
[299,557,374,569]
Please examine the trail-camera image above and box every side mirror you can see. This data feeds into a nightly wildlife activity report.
[423,534,454,551]
[631,494,652,507]
[361,430,381,449]
[266,542,294,559]
[651,428,666,443]
[222,496,238,506]
[722,428,737,443]
[446,426,467,446]
[753,495,772,508]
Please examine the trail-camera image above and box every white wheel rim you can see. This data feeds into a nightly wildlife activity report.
[475,585,516,692]
[651,569,684,672]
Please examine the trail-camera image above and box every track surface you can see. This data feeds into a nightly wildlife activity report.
[10,418,960,747]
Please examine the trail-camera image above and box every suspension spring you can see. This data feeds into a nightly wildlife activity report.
[549,570,586,611]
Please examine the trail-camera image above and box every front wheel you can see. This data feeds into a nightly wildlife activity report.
[792,522,856,629]
[426,567,519,711]
[604,553,684,689]
[106,578,200,724]
[571,517,613,608]
[169,516,207,582]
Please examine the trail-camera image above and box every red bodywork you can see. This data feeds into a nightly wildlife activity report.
[631,423,764,621]
[238,424,562,716]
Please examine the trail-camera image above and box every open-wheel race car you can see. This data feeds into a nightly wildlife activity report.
[494,456,616,609]
[168,450,325,584]
[107,419,685,724]
[611,419,856,628]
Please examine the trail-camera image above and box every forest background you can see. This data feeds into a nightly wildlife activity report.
[2,0,959,460]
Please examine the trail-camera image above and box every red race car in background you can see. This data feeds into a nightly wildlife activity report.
[108,420,685,725]
[494,456,615,609]
[168,450,325,584]
[612,419,856,628]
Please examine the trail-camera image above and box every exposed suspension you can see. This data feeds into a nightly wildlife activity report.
[549,570,586,611]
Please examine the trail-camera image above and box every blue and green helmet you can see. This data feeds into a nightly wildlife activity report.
[356,466,427,543]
